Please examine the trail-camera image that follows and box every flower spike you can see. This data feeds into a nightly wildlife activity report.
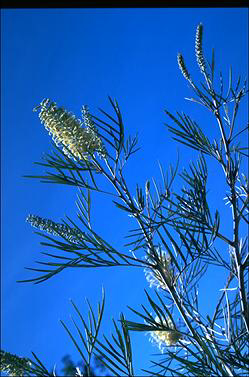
[0,350,31,377]
[177,53,192,82]
[34,99,105,160]
[149,316,182,351]
[26,214,85,245]
[195,23,206,74]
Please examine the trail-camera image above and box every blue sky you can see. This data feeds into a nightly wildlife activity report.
[1,7,248,375]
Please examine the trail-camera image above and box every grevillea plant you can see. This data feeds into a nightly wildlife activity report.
[1,23,248,376]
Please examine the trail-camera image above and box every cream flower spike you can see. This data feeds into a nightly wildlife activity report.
[0,350,32,377]
[177,53,192,82]
[34,99,105,160]
[149,316,182,352]
[195,23,206,74]
[26,214,85,244]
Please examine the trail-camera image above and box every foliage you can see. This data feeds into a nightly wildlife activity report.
[2,23,248,376]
